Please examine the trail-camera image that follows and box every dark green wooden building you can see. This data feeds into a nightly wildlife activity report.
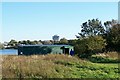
[18,45,74,55]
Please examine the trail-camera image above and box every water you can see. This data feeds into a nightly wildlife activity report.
[0,49,18,55]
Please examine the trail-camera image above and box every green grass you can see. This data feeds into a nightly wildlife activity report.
[1,54,120,79]
[88,52,120,63]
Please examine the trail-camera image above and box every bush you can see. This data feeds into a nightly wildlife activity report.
[75,36,106,58]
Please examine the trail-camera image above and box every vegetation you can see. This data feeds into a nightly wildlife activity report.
[2,54,119,79]
[75,36,106,58]
[1,19,119,55]
[88,52,119,63]
[76,19,105,38]
[0,42,4,49]
[1,19,120,79]
[74,19,120,58]
[1,37,69,49]
[59,38,68,44]
[104,24,120,52]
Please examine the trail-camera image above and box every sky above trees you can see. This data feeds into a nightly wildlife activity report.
[1,2,117,42]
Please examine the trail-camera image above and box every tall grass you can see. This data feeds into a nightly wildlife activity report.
[93,51,119,59]
[89,52,120,63]
[1,54,119,79]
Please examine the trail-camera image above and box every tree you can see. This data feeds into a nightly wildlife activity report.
[75,19,106,57]
[105,24,120,52]
[26,40,31,44]
[110,24,120,44]
[0,42,4,49]
[68,39,77,46]
[3,42,8,48]
[18,41,22,45]
[104,19,118,33]
[86,36,106,53]
[8,39,18,48]
[59,38,68,44]
[33,40,39,45]
[76,19,105,38]
[37,41,43,45]
[75,36,106,58]
[74,39,88,57]
[43,40,52,45]
[103,20,119,52]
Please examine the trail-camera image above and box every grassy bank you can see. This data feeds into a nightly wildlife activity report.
[88,52,120,63]
[1,54,120,79]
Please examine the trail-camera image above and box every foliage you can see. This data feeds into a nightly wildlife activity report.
[5,40,54,49]
[105,24,120,52]
[0,42,4,49]
[42,40,53,45]
[86,36,106,52]
[104,19,118,32]
[19,40,43,45]
[74,38,88,56]
[2,54,119,79]
[76,19,119,56]
[75,19,107,57]
[68,39,77,46]
[89,56,120,63]
[75,36,106,58]
[59,38,68,44]
[7,39,18,48]
[76,19,105,38]
[86,52,119,63]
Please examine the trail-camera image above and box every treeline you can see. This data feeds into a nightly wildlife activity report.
[74,19,120,58]
[1,19,120,58]
[0,38,69,49]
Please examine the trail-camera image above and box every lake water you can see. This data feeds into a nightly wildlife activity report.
[0,49,18,55]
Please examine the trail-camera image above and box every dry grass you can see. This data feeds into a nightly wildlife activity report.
[104,52,119,59]
[1,54,82,78]
[93,51,119,59]
[1,54,119,79]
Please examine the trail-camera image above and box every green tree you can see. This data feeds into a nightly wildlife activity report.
[20,40,27,45]
[68,39,77,46]
[31,40,38,45]
[105,24,120,52]
[59,38,68,44]
[30,41,37,45]
[8,39,18,48]
[104,19,118,33]
[0,42,4,49]
[18,41,22,45]
[74,39,88,57]
[43,40,52,45]
[26,40,31,44]
[75,19,106,57]
[75,36,106,58]
[86,36,106,52]
[76,19,105,38]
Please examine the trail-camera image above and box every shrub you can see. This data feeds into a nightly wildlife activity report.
[75,36,106,58]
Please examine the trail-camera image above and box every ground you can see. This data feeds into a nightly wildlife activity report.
[1,53,120,79]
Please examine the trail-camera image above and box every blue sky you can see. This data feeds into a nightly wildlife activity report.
[2,2,118,42]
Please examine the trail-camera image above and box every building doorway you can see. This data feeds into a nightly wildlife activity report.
[64,48,69,54]
[61,46,69,54]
